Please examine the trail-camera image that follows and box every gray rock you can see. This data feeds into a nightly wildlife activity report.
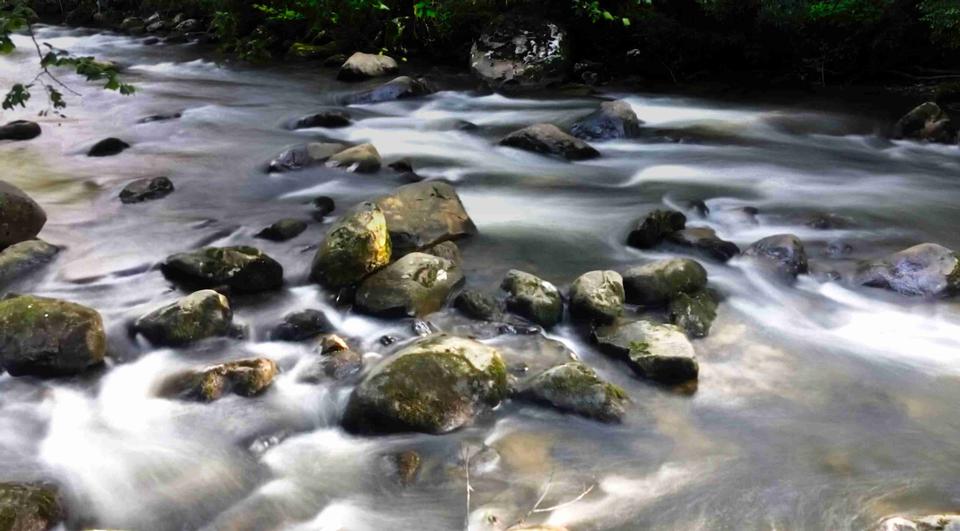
[88,137,130,157]
[669,290,718,338]
[454,289,502,321]
[0,240,59,288]
[569,270,624,323]
[327,143,382,173]
[470,15,569,92]
[119,176,174,204]
[268,142,349,172]
[626,209,686,249]
[518,362,628,422]
[570,100,643,140]
[0,181,46,248]
[319,334,363,380]
[593,319,699,384]
[161,246,284,293]
[856,243,960,297]
[744,234,808,278]
[255,219,307,242]
[0,120,41,141]
[337,52,399,81]
[292,111,351,129]
[501,269,563,328]
[159,358,278,402]
[666,227,740,262]
[500,123,599,160]
[133,290,233,347]
[270,309,331,341]
[623,258,708,306]
[0,482,63,530]
[375,181,477,254]
[423,241,462,265]
[893,102,956,143]
[310,202,392,288]
[346,76,434,104]
[355,252,464,317]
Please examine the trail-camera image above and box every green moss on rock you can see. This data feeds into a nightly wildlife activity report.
[0,482,62,531]
[311,202,391,288]
[519,362,628,422]
[501,269,563,328]
[161,246,283,293]
[133,289,233,347]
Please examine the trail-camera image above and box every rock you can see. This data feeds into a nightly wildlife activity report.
[133,290,232,347]
[744,234,809,278]
[391,450,421,486]
[121,16,144,30]
[146,20,166,33]
[470,15,569,92]
[292,111,351,129]
[310,202,391,288]
[570,100,643,140]
[499,123,599,160]
[337,52,399,81]
[342,334,508,434]
[0,240,59,288]
[375,181,477,254]
[593,320,698,384]
[137,112,181,123]
[313,196,336,217]
[424,241,462,265]
[255,219,307,242]
[355,253,464,317]
[669,290,718,338]
[893,102,956,143]
[268,142,348,172]
[318,334,362,380]
[501,269,563,328]
[876,514,960,531]
[0,482,63,530]
[174,18,200,33]
[626,209,686,249]
[569,270,624,323]
[346,76,434,104]
[0,295,106,377]
[161,246,284,293]
[119,176,174,204]
[623,258,708,306]
[806,212,849,230]
[327,143,382,173]
[0,120,41,141]
[455,289,502,321]
[666,227,740,262]
[87,137,130,157]
[855,243,960,297]
[518,362,628,422]
[825,239,853,257]
[270,309,331,341]
[159,358,278,402]
[0,181,47,248]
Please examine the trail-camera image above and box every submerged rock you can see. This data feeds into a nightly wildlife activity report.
[337,52,399,81]
[626,209,686,249]
[347,76,434,104]
[893,102,956,143]
[391,450,422,486]
[291,111,351,129]
[500,123,599,160]
[343,334,508,434]
[0,120,41,141]
[0,295,106,377]
[876,514,960,531]
[355,253,464,317]
[455,289,502,321]
[570,100,643,140]
[669,290,718,338]
[327,143,382,173]
[666,227,740,262]
[310,202,391,288]
[161,246,284,293]
[623,258,708,306]
[375,181,478,254]
[133,290,233,347]
[569,270,624,323]
[268,142,349,172]
[159,358,278,402]
[255,219,307,242]
[744,234,809,278]
[0,181,47,248]
[119,176,174,204]
[270,309,331,341]
[0,240,59,288]
[470,15,569,92]
[518,362,628,422]
[855,243,960,297]
[87,137,130,157]
[501,269,564,328]
[0,482,63,530]
[593,319,698,384]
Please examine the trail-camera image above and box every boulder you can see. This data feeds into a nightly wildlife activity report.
[0,482,63,530]
[159,358,278,402]
[355,253,464,317]
[626,209,686,249]
[893,102,956,143]
[623,258,708,306]
[119,176,174,204]
[424,241,462,265]
[855,243,960,297]
[0,240,59,288]
[375,181,477,254]
[0,181,47,247]
[337,52,399,81]
[326,143,382,173]
[0,120,41,141]
[346,76,434,105]
[501,269,563,328]
[342,334,508,434]
[744,234,808,278]
[0,295,106,377]
[499,123,599,160]
[669,290,717,338]
[268,142,348,172]
[317,334,363,380]
[593,320,698,384]
[570,100,643,140]
[470,15,569,92]
[87,137,130,157]
[291,111,351,129]
[120,16,144,30]
[568,270,624,323]
[313,196,336,218]
[270,309,331,342]
[518,362,628,422]
[455,289,502,321]
[255,219,307,242]
[391,450,421,486]
[173,18,200,33]
[161,246,284,293]
[133,290,233,347]
[876,514,960,531]
[310,202,391,288]
[666,227,740,262]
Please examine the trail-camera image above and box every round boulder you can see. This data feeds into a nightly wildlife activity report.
[159,358,278,402]
[855,243,960,297]
[375,181,477,254]
[499,123,599,160]
[0,181,47,248]
[501,269,564,328]
[569,270,624,323]
[161,246,284,293]
[0,239,59,288]
[355,252,464,317]
[668,290,718,338]
[310,202,392,288]
[270,309,331,342]
[626,209,686,249]
[255,219,307,242]
[346,76,434,105]
[570,100,643,140]
[893,102,956,143]
[454,289,502,321]
[623,258,708,306]
[87,137,130,157]
[0,120,41,141]
[119,176,174,204]
[743,234,808,278]
[326,143,382,173]
[518,362,628,423]
[337,52,399,81]
[133,290,233,347]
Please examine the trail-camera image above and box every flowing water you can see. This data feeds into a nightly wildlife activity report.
[2,25,960,531]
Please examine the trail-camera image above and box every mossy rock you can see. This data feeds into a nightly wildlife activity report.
[0,240,59,289]
[159,358,278,402]
[665,227,740,262]
[593,319,698,384]
[518,362,628,422]
[343,334,508,434]
[310,202,392,288]
[454,289,502,321]
[0,482,63,531]
[622,258,707,307]
[133,290,233,347]
[354,252,464,317]
[669,290,718,338]
[569,270,624,323]
[161,246,283,293]
[0,181,46,248]
[375,182,477,255]
[0,295,105,377]
[501,269,563,328]
[626,209,685,249]
[855,243,960,297]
